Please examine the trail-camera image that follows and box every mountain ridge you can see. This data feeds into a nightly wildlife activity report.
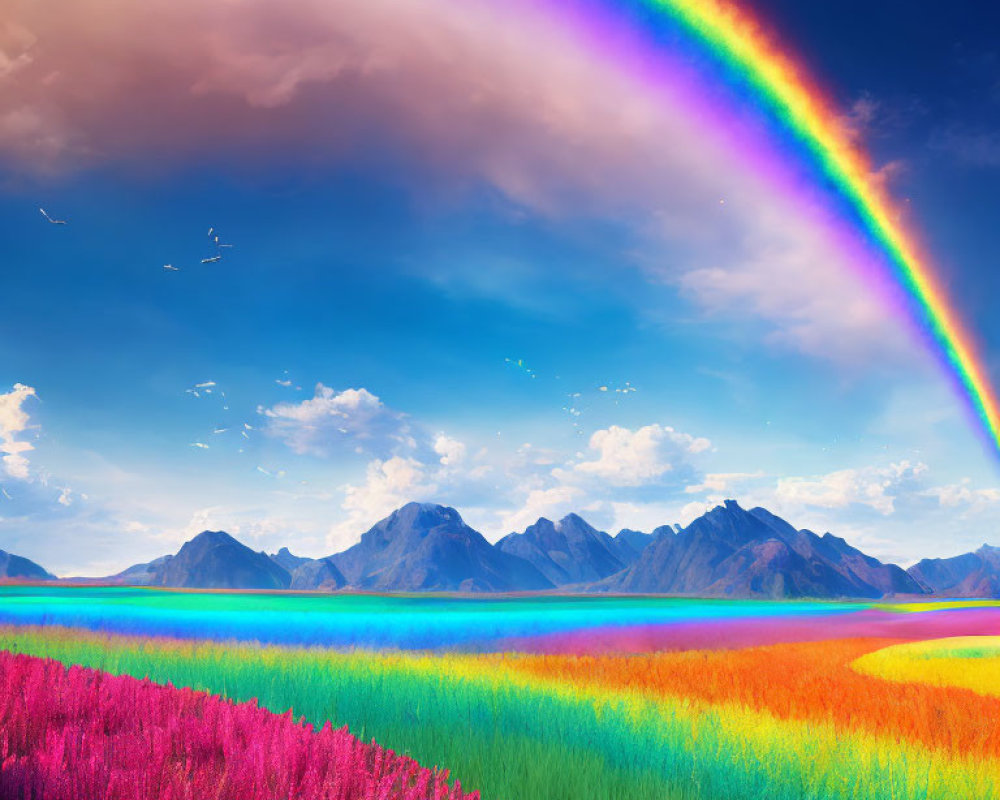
[25,499,1000,598]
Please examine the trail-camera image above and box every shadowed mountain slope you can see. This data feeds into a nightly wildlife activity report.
[496,514,627,586]
[602,500,924,598]
[0,550,54,581]
[908,545,1000,597]
[330,502,552,592]
[152,531,291,590]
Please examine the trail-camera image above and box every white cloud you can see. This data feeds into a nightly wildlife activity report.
[923,481,1000,513]
[565,424,710,487]
[327,456,437,550]
[261,384,413,457]
[498,485,583,534]
[773,461,928,516]
[685,471,765,494]
[678,499,723,525]
[433,434,466,466]
[0,383,37,480]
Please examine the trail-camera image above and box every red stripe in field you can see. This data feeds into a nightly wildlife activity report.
[0,651,476,800]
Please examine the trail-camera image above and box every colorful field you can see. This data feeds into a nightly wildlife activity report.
[0,649,473,800]
[1,587,1000,799]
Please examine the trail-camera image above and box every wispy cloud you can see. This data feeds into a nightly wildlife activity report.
[772,461,929,516]
[261,385,414,458]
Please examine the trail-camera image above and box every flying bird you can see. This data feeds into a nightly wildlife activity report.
[195,381,216,388]
[213,427,228,434]
[163,264,179,271]
[0,487,11,500]
[201,255,222,264]
[39,208,67,225]
[190,442,209,449]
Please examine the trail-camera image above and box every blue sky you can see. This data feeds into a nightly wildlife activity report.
[1,0,1000,575]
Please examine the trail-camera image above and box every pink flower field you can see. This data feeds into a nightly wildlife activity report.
[0,650,475,800]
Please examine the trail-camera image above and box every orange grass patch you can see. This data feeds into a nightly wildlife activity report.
[495,637,1000,760]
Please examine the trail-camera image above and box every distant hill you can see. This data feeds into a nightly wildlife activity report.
[908,545,1000,597]
[496,513,627,586]
[288,557,347,591]
[601,500,925,599]
[111,554,174,586]
[268,547,347,590]
[269,547,311,573]
[0,550,54,581]
[151,531,291,590]
[330,502,552,591]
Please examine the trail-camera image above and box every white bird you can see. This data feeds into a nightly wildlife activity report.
[275,379,292,387]
[207,227,214,237]
[190,442,209,449]
[241,430,250,440]
[201,255,222,264]
[39,208,67,225]
[163,264,179,272]
[243,423,255,430]
[0,487,11,500]
[195,381,216,388]
[213,427,228,434]
[256,466,272,477]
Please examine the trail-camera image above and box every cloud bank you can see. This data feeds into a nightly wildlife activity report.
[0,383,37,480]
[0,0,917,365]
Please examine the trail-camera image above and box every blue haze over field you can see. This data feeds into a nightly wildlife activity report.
[0,585,864,651]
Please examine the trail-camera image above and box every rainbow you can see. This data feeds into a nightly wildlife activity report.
[608,0,1000,454]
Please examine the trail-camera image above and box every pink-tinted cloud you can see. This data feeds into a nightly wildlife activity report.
[0,0,919,363]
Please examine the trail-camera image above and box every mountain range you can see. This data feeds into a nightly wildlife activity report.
[6,500,1000,598]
